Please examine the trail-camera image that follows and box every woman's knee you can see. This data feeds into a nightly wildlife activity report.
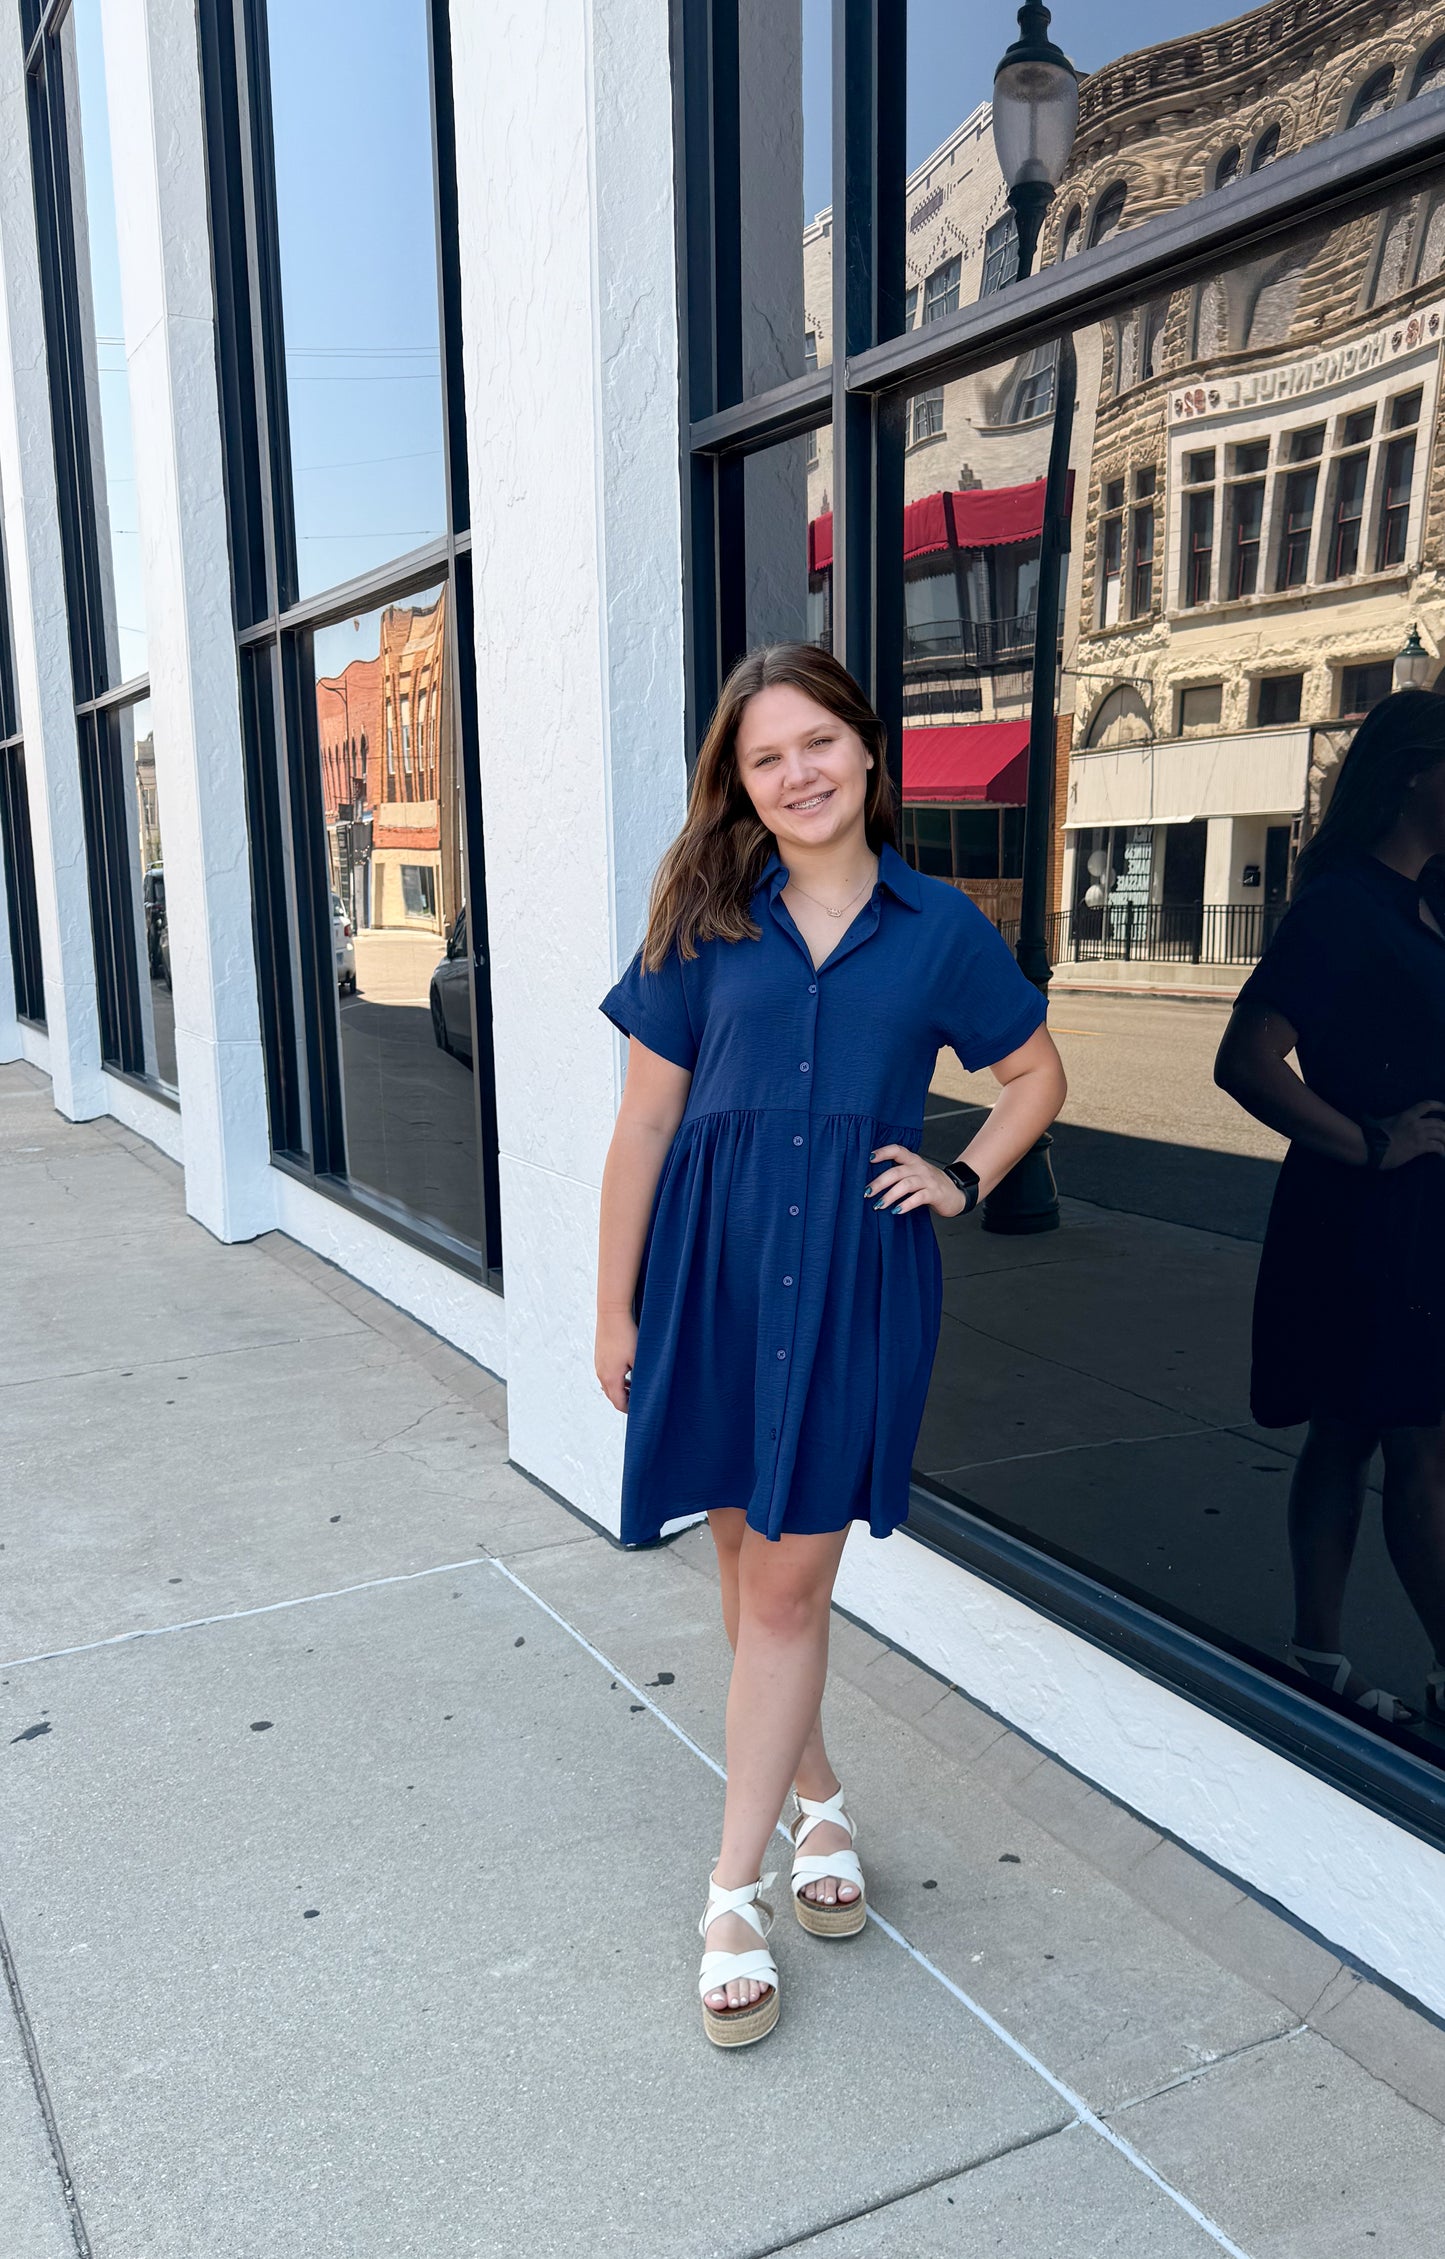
[708,1508,747,1565]
[737,1532,843,1640]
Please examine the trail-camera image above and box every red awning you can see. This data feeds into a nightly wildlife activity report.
[902,721,1031,805]
[809,476,1066,576]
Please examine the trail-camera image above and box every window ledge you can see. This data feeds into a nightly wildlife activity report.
[904,429,949,455]
[1169,564,1412,623]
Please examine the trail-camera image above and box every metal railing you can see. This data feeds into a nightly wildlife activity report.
[903,611,1036,665]
[997,900,1287,967]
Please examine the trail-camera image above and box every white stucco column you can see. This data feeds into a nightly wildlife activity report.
[0,9,106,1120]
[98,0,277,1239]
[1203,813,1233,904]
[450,0,687,1527]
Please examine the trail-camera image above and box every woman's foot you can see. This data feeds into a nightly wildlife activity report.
[1284,1642,1417,1722]
[790,1783,867,1935]
[701,1907,773,2011]
[697,1870,779,2048]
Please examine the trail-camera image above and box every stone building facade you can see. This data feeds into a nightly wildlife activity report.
[1047,0,1445,976]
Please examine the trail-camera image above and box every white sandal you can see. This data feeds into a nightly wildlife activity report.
[1284,1643,1418,1724]
[697,1869,779,2049]
[789,1785,867,1937]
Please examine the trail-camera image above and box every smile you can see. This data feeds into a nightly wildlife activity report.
[786,789,835,812]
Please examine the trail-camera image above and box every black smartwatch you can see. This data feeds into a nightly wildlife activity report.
[1359,1116,1391,1171]
[941,1160,982,1215]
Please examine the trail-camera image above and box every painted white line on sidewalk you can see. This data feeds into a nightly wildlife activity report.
[490,1551,1254,2259]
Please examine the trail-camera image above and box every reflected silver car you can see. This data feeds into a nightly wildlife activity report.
[331,891,356,994]
[430,908,472,1063]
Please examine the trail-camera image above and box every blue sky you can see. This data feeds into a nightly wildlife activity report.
[803,0,1248,217]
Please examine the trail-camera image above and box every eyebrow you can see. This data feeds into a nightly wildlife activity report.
[739,724,836,757]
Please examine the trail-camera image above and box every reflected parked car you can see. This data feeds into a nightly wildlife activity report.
[331,891,356,994]
[143,865,170,990]
[430,907,473,1063]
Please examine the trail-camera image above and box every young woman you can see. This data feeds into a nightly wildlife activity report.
[595,643,1066,2048]
[1215,686,1445,1726]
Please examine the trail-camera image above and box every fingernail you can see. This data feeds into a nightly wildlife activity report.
[890,1203,903,1215]
[873,1199,888,1211]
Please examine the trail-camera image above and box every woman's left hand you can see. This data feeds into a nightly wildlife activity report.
[865,1144,968,1219]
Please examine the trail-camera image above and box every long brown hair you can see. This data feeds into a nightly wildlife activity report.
[1294,686,1445,891]
[642,643,898,968]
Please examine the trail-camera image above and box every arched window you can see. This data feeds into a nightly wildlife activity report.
[1411,38,1445,101]
[1250,123,1281,170]
[1348,65,1395,130]
[1060,203,1083,260]
[1141,301,1168,380]
[1085,685,1151,750]
[1213,144,1241,190]
[1089,180,1128,247]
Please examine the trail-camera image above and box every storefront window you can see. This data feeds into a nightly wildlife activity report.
[197,0,500,1273]
[0,529,43,1026]
[26,0,175,1093]
[677,0,1445,1827]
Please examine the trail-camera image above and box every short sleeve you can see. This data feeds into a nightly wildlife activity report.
[600,943,698,1071]
[1235,885,1363,1039]
[935,896,1048,1072]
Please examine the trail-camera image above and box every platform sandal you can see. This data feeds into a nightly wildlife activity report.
[697,1869,779,2049]
[1284,1643,1418,1724]
[789,1785,867,1938]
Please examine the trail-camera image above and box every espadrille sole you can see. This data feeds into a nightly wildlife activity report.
[794,1889,866,1937]
[701,1985,780,2048]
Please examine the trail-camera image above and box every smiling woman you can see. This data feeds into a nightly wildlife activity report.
[595,641,1064,2045]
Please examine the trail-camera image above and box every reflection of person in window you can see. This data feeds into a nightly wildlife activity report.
[1215,690,1445,1726]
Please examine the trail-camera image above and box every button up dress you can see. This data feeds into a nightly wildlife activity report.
[601,843,1047,1545]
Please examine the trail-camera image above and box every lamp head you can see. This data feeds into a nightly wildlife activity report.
[1394,623,1432,692]
[992,2,1079,196]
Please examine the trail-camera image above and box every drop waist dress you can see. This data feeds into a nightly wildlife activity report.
[600,843,1047,1546]
[1239,852,1445,1430]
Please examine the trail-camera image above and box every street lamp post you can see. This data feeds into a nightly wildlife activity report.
[982,2,1079,1235]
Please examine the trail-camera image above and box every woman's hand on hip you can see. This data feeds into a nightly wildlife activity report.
[865,1144,966,1219]
[595,1309,638,1412]
[1378,1101,1445,1170]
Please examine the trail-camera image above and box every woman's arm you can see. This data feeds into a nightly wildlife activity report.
[867,1023,1067,1218]
[1214,1000,1445,1168]
[595,1037,692,1410]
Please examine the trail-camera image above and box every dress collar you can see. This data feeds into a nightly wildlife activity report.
[756,840,922,911]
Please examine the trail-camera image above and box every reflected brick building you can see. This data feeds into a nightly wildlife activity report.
[316,589,462,940]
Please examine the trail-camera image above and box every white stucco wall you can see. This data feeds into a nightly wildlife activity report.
[450,0,686,1522]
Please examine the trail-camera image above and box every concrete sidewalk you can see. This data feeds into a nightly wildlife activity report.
[3,1058,1444,2259]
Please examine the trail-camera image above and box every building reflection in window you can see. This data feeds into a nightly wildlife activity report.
[119,699,175,1091]
[311,585,480,1252]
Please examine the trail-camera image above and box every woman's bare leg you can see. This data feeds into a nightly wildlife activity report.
[700,1521,851,2010]
[1287,1421,1377,1697]
[1381,1424,1445,1664]
[707,1511,858,1910]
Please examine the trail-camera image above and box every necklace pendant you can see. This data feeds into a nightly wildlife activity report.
[827,906,843,918]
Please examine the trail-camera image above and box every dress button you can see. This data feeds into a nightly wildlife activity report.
[793,1135,803,1146]
[807,983,817,994]
[789,1204,799,1216]
[799,1061,810,1073]
[777,1348,787,1360]
[783,1275,794,1287]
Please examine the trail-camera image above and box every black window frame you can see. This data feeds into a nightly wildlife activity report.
[671,0,1445,1852]
[25,0,168,1095]
[194,0,502,1283]
[0,517,44,1025]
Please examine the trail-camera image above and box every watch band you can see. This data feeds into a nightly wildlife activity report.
[1359,1116,1391,1170]
[942,1161,982,1214]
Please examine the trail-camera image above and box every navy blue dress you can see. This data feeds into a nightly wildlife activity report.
[600,843,1047,1545]
[1239,853,1445,1430]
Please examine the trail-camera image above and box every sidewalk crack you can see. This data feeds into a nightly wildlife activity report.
[0,1902,94,2258]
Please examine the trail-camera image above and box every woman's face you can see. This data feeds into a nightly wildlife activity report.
[733,683,874,856]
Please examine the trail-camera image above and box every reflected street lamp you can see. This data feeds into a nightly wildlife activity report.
[1394,623,1432,692]
[984,3,1079,1236]
[993,2,1080,280]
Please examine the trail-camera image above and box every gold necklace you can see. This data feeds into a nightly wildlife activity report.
[786,861,877,920]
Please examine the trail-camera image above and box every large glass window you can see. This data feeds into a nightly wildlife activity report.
[677,0,1445,1837]
[0,525,44,1027]
[26,0,173,1095]
[197,0,500,1275]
